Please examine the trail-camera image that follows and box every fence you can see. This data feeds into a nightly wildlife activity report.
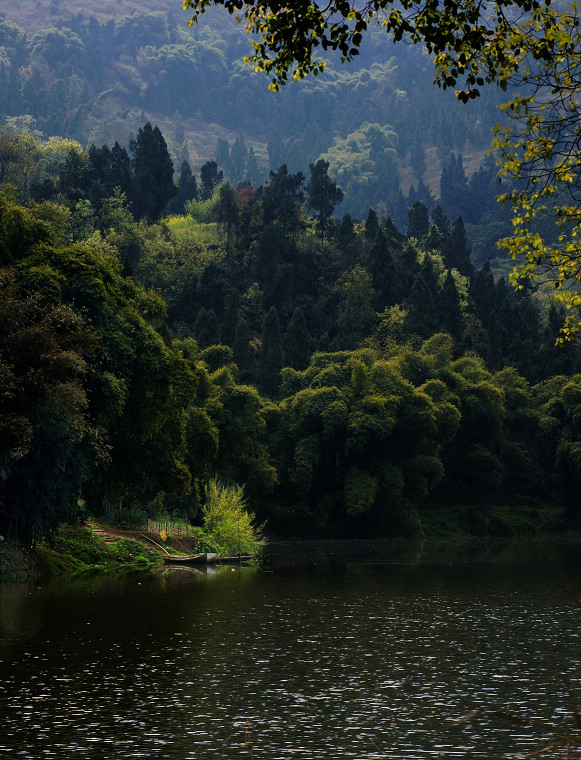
[146,518,196,536]
[97,508,196,536]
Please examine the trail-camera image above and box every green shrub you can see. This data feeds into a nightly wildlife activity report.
[202,480,263,556]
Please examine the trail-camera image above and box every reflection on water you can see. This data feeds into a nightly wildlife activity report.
[0,540,580,759]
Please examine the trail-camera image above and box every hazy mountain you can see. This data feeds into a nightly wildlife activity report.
[0,1,503,211]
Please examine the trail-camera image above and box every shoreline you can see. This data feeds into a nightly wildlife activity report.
[1,511,578,581]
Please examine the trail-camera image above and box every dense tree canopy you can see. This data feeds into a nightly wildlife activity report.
[0,195,198,542]
[2,108,581,543]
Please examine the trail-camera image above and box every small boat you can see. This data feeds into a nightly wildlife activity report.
[163,552,220,564]
[162,552,254,565]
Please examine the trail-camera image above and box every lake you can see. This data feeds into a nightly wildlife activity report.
[1,539,580,759]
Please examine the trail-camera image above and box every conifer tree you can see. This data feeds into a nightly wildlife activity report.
[215,137,230,174]
[439,153,468,221]
[424,224,446,255]
[260,305,283,397]
[406,201,429,239]
[540,304,576,377]
[337,213,358,263]
[447,216,473,276]
[407,180,434,212]
[336,265,377,349]
[87,142,132,210]
[178,160,198,201]
[284,306,312,370]
[233,316,252,380]
[306,159,343,242]
[439,270,464,339]
[229,134,249,185]
[200,160,223,200]
[216,182,240,251]
[368,227,395,308]
[196,308,221,348]
[470,261,496,325]
[466,155,497,224]
[405,267,439,338]
[246,146,260,187]
[262,164,304,236]
[129,122,176,221]
[167,160,198,215]
[430,205,450,238]
[110,142,132,188]
[384,217,404,247]
[365,208,379,241]
[419,254,440,296]
[395,241,421,302]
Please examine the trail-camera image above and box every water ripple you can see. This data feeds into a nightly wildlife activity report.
[1,545,580,758]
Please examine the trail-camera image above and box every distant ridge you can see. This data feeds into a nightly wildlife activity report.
[1,0,170,33]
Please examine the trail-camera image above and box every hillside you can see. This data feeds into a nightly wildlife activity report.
[5,0,578,546]
[0,1,503,221]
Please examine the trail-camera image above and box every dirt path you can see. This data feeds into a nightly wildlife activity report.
[85,522,195,557]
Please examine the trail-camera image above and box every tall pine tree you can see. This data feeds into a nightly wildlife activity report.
[260,306,283,398]
[284,306,312,370]
[129,123,176,221]
[306,159,343,242]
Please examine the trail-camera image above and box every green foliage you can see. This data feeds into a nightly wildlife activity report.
[260,306,283,398]
[306,159,343,242]
[268,328,574,535]
[0,196,198,543]
[202,479,263,555]
[335,265,377,349]
[2,55,580,545]
[129,122,176,222]
[275,345,446,533]
[186,194,220,226]
[344,467,378,516]
[490,8,581,342]
[184,0,556,102]
[319,123,397,218]
[195,362,278,504]
[216,182,239,250]
[35,524,161,575]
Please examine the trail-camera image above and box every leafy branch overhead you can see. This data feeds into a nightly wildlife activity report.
[183,0,560,97]
[492,7,581,341]
[184,0,581,341]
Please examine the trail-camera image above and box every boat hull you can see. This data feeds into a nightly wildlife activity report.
[163,552,220,565]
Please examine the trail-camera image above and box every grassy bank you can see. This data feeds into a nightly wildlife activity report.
[0,480,265,580]
[0,524,163,580]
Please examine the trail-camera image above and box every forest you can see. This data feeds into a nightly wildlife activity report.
[1,3,581,547]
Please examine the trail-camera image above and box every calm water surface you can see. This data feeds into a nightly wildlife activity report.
[1,540,580,759]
